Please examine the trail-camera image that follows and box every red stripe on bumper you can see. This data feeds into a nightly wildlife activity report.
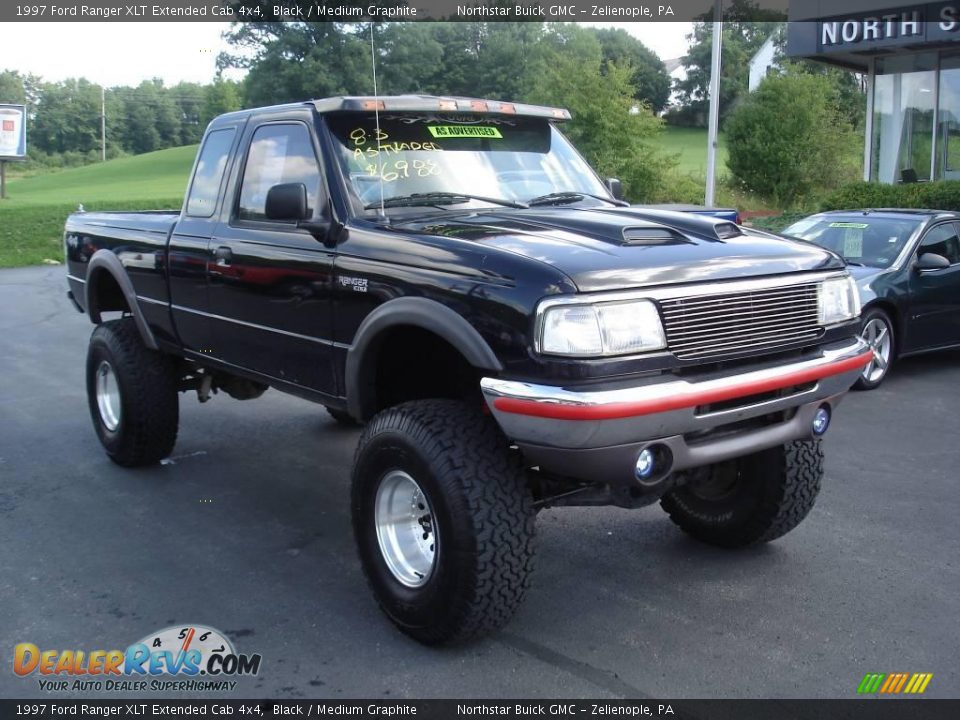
[493,350,873,421]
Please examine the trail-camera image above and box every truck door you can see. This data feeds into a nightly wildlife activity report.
[168,125,240,353]
[907,221,960,351]
[206,117,337,396]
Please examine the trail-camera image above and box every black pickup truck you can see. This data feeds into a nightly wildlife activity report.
[65,96,871,644]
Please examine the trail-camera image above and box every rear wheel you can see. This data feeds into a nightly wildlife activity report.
[854,308,895,390]
[86,318,179,467]
[660,439,823,548]
[351,399,536,644]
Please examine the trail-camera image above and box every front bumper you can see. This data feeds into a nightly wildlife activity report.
[481,338,871,486]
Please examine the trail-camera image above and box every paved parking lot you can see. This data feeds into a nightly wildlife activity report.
[1,265,958,700]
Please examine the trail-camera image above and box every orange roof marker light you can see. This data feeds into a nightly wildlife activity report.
[499,103,517,114]
[470,100,489,112]
[438,99,458,111]
[362,100,386,111]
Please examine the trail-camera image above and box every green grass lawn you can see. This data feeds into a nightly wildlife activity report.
[0,146,194,267]
[659,126,728,177]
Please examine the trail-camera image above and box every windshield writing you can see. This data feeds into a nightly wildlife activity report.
[328,113,608,211]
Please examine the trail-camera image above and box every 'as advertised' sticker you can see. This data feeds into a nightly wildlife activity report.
[427,125,503,139]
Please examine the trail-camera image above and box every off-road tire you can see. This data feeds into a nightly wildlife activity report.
[351,399,536,645]
[86,318,179,467]
[325,406,358,426]
[660,439,823,548]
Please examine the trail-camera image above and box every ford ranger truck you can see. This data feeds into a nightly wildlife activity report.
[64,96,871,645]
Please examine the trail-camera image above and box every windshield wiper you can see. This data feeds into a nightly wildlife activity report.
[365,192,527,210]
[527,191,629,207]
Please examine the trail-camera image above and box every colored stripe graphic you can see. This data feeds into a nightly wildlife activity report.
[857,673,885,694]
[857,672,933,694]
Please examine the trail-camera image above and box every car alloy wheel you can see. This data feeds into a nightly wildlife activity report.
[861,316,893,385]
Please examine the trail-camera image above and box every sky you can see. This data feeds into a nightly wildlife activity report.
[0,21,693,87]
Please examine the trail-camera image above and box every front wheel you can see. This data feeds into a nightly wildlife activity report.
[660,439,823,548]
[854,308,895,391]
[351,399,536,644]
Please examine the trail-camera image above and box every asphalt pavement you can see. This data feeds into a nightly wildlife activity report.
[1,265,958,700]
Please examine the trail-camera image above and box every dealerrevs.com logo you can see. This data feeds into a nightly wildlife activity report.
[14,625,261,693]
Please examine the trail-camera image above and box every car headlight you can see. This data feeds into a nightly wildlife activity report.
[538,299,666,357]
[818,275,860,325]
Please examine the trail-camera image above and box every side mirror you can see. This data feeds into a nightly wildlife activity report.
[265,182,309,221]
[606,178,624,201]
[915,252,951,271]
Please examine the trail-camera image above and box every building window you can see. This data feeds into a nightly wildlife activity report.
[871,53,936,184]
[936,53,960,181]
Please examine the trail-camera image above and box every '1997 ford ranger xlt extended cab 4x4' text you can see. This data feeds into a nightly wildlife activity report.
[65,96,871,644]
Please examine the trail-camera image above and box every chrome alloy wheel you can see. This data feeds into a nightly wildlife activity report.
[95,360,122,432]
[861,317,893,384]
[374,470,438,587]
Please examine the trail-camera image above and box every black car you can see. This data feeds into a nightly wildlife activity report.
[783,209,960,389]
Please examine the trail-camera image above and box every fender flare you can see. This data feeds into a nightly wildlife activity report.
[85,250,159,351]
[345,297,503,419]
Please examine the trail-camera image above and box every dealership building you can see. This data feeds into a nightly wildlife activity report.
[788,1,960,183]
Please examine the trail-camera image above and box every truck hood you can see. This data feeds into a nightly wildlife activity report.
[392,207,844,292]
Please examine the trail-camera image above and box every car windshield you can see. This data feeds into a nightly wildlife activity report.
[782,214,921,269]
[326,112,611,213]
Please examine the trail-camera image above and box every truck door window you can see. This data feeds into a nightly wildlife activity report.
[185,128,235,217]
[238,123,321,221]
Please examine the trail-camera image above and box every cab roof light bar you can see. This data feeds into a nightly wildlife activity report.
[312,95,571,120]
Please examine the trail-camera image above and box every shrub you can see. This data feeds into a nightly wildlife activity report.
[820,180,960,211]
[649,171,706,204]
[725,71,860,208]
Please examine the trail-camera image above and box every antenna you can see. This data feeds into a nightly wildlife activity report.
[369,23,386,221]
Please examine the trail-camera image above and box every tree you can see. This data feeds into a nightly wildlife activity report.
[202,78,243,127]
[526,25,674,202]
[771,30,866,129]
[30,79,103,154]
[673,0,785,125]
[724,69,860,207]
[171,82,206,145]
[0,70,41,110]
[218,11,374,105]
[593,28,671,113]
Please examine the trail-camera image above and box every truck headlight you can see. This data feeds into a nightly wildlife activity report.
[818,275,860,325]
[539,300,666,357]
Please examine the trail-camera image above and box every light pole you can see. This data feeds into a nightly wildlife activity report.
[705,0,723,207]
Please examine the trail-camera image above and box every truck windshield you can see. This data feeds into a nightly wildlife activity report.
[326,112,611,212]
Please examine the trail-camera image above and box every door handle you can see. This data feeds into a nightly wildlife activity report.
[214,246,233,267]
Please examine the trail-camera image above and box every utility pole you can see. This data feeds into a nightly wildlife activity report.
[705,0,723,207]
[100,85,106,162]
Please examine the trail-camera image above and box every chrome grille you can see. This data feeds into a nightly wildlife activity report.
[659,281,823,360]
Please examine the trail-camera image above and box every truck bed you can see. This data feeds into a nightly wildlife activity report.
[65,210,180,237]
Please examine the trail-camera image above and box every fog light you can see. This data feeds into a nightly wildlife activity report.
[812,405,831,436]
[635,448,656,480]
